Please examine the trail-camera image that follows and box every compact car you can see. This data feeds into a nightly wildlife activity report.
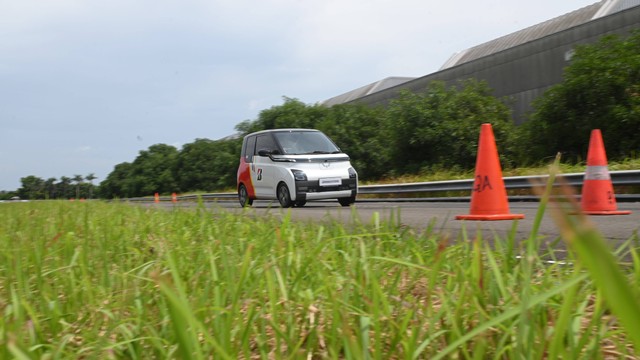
[236,129,358,207]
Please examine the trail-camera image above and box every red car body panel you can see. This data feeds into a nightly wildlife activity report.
[237,157,256,199]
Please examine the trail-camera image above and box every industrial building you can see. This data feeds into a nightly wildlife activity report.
[322,0,640,124]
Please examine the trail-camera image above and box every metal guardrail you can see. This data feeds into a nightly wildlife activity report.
[358,170,640,195]
[127,170,640,203]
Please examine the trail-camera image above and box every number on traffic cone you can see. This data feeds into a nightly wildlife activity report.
[580,129,631,215]
[456,123,524,221]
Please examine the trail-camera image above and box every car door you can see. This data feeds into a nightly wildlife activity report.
[238,135,257,198]
[252,133,278,198]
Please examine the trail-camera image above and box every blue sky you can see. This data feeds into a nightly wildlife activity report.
[0,0,596,190]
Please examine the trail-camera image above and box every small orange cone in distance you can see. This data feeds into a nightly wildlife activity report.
[580,129,631,215]
[171,192,178,203]
[456,123,524,221]
[154,192,160,203]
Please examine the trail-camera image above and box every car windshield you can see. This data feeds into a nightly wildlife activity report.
[273,131,341,155]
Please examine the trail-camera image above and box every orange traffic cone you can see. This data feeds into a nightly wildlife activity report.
[154,192,160,203]
[171,192,177,203]
[456,123,524,221]
[580,129,631,215]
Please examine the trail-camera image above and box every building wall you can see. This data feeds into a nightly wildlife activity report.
[348,6,640,124]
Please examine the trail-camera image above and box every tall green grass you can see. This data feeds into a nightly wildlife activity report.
[0,196,638,358]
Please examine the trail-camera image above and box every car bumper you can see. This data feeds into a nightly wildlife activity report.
[295,178,357,201]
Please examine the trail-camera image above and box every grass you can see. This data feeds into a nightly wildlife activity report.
[1,181,639,358]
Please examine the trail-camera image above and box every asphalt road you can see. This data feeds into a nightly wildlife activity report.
[165,200,640,251]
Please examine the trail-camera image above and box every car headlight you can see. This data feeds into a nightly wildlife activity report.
[291,169,307,181]
[348,167,357,179]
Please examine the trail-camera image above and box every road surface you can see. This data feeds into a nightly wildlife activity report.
[163,200,640,253]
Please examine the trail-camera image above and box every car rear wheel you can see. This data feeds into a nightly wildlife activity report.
[277,183,293,208]
[238,184,253,207]
[338,196,356,207]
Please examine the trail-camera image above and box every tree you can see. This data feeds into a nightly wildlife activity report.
[99,163,134,198]
[317,103,389,180]
[520,30,640,163]
[129,144,179,196]
[236,97,328,135]
[44,177,57,199]
[17,176,45,200]
[58,176,72,199]
[85,173,97,198]
[384,80,514,174]
[176,138,241,192]
[72,174,84,199]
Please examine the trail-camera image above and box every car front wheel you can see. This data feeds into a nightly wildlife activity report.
[338,196,356,207]
[277,183,294,208]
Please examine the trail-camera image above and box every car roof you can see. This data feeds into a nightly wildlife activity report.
[244,128,320,138]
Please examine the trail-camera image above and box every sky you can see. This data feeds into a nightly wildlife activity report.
[0,0,597,191]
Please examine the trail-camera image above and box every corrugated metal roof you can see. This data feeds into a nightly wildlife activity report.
[440,1,605,70]
[592,0,640,17]
[321,77,416,107]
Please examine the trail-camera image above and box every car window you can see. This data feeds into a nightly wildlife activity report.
[255,134,278,154]
[243,135,256,162]
[274,131,341,155]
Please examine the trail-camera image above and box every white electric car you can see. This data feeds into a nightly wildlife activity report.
[236,129,358,207]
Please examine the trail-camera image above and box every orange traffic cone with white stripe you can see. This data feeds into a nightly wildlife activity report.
[456,123,524,221]
[154,192,160,203]
[580,129,631,215]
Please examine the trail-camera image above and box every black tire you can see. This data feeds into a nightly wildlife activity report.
[277,183,293,208]
[338,196,356,207]
[295,200,307,207]
[238,184,253,207]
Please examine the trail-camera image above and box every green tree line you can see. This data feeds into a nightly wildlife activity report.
[3,174,98,200]
[12,30,640,199]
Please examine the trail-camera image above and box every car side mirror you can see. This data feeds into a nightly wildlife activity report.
[258,149,282,157]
